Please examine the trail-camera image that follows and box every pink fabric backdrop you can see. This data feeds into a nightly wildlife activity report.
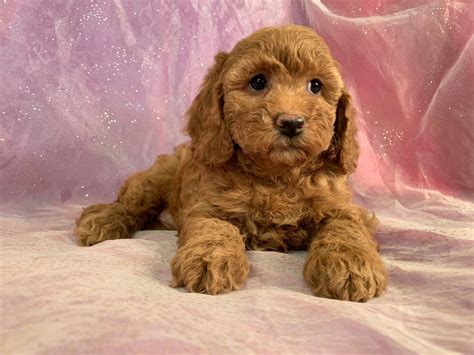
[1,1,473,354]
[1,0,472,206]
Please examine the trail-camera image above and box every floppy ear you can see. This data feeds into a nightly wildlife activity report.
[185,52,233,165]
[333,90,359,173]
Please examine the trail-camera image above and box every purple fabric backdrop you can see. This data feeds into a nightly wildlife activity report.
[1,1,473,354]
[1,0,472,206]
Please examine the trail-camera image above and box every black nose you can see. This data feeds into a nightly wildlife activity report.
[276,115,305,138]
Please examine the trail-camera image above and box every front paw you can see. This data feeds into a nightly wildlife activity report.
[170,242,249,295]
[304,244,387,302]
[74,203,136,246]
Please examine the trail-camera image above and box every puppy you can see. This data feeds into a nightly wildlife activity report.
[75,25,388,302]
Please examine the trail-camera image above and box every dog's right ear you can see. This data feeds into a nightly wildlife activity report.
[185,52,233,165]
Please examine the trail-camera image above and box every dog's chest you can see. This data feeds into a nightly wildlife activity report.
[216,181,321,251]
[243,192,319,251]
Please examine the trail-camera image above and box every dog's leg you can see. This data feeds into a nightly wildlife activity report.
[304,207,387,302]
[74,154,177,246]
[170,217,249,295]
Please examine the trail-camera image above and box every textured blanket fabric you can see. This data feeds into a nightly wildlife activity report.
[1,200,473,354]
[1,0,473,354]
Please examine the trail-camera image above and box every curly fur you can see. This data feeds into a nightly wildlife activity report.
[75,25,388,302]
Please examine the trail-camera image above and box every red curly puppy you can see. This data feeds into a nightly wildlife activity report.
[75,25,388,302]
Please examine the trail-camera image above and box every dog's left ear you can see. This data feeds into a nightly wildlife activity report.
[185,52,233,165]
[334,90,359,173]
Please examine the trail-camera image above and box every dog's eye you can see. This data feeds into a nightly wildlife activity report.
[249,74,267,91]
[308,79,322,94]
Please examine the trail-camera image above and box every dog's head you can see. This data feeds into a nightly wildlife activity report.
[186,25,359,173]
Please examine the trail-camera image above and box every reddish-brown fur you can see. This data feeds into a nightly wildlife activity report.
[75,25,388,302]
